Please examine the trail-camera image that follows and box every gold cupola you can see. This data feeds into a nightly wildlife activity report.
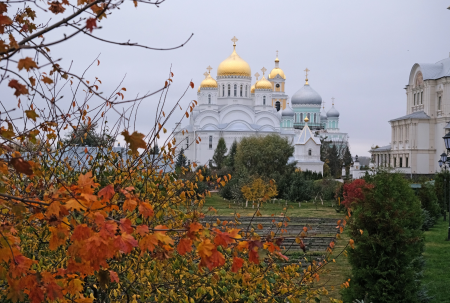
[217,37,251,77]
[199,67,218,89]
[251,84,256,94]
[269,52,286,79]
[255,67,272,90]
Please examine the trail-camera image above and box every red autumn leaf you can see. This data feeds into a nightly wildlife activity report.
[116,233,138,254]
[98,184,115,201]
[0,3,8,14]
[342,179,373,209]
[86,17,97,33]
[109,270,119,283]
[177,238,192,255]
[189,222,202,233]
[138,202,154,218]
[135,225,149,236]
[248,240,262,264]
[10,157,33,175]
[189,81,194,89]
[231,256,244,273]
[120,218,133,234]
[121,130,146,154]
[18,57,38,71]
[123,198,137,212]
[0,15,12,26]
[213,229,235,247]
[48,1,66,14]
[139,234,158,253]
[8,79,29,97]
[299,239,306,252]
[42,76,54,84]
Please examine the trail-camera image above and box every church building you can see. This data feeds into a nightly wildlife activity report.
[370,55,450,175]
[174,37,348,173]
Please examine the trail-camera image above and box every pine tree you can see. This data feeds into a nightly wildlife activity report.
[64,122,113,147]
[212,137,227,169]
[175,148,187,168]
[328,144,340,178]
[150,144,160,155]
[343,146,353,177]
[225,139,238,169]
[342,172,424,303]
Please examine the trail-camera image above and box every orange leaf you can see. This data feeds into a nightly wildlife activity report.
[177,238,192,255]
[18,57,38,71]
[231,257,244,273]
[25,109,39,122]
[257,224,263,230]
[190,81,194,89]
[138,202,154,218]
[120,218,133,234]
[136,225,148,236]
[8,79,28,97]
[109,270,119,283]
[42,76,53,84]
[98,184,115,201]
[123,198,137,212]
[189,222,202,233]
[121,130,146,154]
[10,157,33,175]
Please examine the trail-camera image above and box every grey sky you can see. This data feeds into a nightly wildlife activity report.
[5,0,450,156]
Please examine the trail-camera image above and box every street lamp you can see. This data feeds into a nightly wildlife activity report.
[441,131,450,240]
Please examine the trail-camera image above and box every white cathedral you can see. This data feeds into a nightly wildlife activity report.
[174,37,348,174]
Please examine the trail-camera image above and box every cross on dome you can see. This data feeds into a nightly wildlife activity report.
[231,36,238,46]
[254,72,260,81]
[203,72,209,78]
[261,67,267,75]
[206,65,213,74]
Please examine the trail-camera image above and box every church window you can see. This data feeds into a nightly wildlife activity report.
[314,113,317,123]
[275,101,280,111]
[406,157,408,167]
[222,85,225,97]
[300,113,303,122]
[234,84,237,97]
[399,157,403,167]
[394,157,397,167]
[245,85,248,97]
[186,137,189,149]
[240,85,243,97]
[263,96,266,105]
[276,83,280,88]
[308,149,312,156]
[208,94,211,104]
[413,93,416,105]
[209,136,212,149]
[420,91,423,104]
[438,96,442,110]
[307,113,310,121]
[228,84,230,96]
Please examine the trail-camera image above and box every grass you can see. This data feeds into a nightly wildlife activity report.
[204,193,345,219]
[422,218,450,303]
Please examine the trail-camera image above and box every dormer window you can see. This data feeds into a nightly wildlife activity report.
[308,149,312,156]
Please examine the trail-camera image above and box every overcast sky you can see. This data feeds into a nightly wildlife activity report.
[5,0,450,156]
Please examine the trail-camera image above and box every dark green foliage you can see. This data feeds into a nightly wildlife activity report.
[421,209,434,231]
[342,172,424,303]
[212,137,227,169]
[343,146,353,177]
[235,134,294,180]
[150,144,159,155]
[64,122,113,147]
[417,183,440,223]
[433,170,450,218]
[282,171,315,202]
[175,148,187,168]
[225,140,237,170]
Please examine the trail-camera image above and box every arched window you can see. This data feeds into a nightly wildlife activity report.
[234,84,237,97]
[308,149,312,156]
[222,85,225,97]
[314,113,317,123]
[209,136,212,149]
[307,113,311,120]
[208,94,211,104]
[263,96,266,105]
[245,85,248,97]
[439,96,442,110]
[228,84,230,96]
[413,93,416,105]
[240,85,243,97]
[421,91,423,104]
[300,113,303,122]
[275,101,280,111]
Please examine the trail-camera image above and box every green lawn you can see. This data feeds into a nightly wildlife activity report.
[204,193,345,219]
[422,219,450,303]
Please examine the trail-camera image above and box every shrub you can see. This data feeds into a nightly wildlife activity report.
[342,172,424,303]
[417,183,441,221]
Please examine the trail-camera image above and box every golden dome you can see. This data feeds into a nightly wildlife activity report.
[197,87,200,93]
[199,74,217,88]
[217,46,251,77]
[304,116,309,123]
[269,67,286,79]
[255,75,272,90]
[251,84,256,94]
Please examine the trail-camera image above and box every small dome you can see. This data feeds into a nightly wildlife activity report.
[251,84,255,94]
[199,74,217,89]
[327,105,340,118]
[282,103,294,116]
[291,83,322,105]
[217,46,251,77]
[269,67,286,79]
[255,75,272,90]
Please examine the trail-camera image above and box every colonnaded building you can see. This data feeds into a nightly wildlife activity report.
[174,37,348,173]
[370,55,450,175]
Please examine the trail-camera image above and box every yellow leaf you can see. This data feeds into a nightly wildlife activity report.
[25,109,39,122]
[121,130,146,153]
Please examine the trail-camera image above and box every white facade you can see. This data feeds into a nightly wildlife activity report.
[371,55,450,175]
[294,121,323,173]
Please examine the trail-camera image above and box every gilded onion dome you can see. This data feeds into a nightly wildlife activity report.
[251,84,256,94]
[269,56,286,79]
[217,44,251,77]
[255,75,272,90]
[199,73,217,89]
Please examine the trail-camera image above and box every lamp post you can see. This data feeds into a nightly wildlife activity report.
[441,131,450,240]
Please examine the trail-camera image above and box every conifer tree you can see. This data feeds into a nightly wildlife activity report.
[212,137,227,169]
[226,139,238,169]
[343,146,353,177]
[176,148,187,168]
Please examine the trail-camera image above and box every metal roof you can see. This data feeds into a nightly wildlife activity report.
[389,111,430,122]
